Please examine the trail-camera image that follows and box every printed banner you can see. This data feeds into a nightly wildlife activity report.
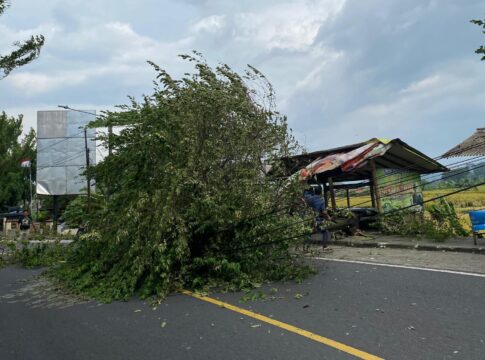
[376,168,423,212]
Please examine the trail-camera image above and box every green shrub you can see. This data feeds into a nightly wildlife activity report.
[15,242,70,268]
[379,199,470,241]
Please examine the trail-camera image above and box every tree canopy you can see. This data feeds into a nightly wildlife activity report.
[0,112,36,209]
[0,0,45,78]
[471,17,485,61]
[52,54,312,301]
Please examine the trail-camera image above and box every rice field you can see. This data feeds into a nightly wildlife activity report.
[335,185,485,231]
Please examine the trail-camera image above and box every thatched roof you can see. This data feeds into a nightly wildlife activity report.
[442,128,485,158]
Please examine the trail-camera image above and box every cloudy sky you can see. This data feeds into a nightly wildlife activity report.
[1,0,484,159]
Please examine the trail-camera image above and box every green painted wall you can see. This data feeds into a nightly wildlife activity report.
[376,168,423,212]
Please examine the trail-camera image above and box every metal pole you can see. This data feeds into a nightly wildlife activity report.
[29,163,33,215]
[84,128,91,213]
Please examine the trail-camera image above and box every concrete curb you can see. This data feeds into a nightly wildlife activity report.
[328,239,485,254]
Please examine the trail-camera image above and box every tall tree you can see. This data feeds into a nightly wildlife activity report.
[471,17,485,60]
[52,54,312,301]
[0,112,36,209]
[0,0,45,78]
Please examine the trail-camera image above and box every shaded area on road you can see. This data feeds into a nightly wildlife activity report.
[313,246,485,274]
[0,266,351,360]
[328,233,485,254]
[212,258,485,360]
[2,258,485,359]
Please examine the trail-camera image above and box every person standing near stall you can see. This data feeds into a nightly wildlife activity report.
[18,209,34,239]
[303,186,332,249]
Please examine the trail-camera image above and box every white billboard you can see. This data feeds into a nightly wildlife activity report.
[36,110,96,195]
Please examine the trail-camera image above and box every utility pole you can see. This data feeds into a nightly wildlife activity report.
[29,163,33,216]
[84,128,91,213]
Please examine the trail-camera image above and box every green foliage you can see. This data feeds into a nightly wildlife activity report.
[62,197,87,227]
[471,18,485,61]
[0,238,68,268]
[62,194,104,228]
[14,242,69,268]
[0,0,45,78]
[0,238,12,268]
[51,53,312,302]
[379,199,470,241]
[240,290,267,302]
[427,199,469,237]
[0,112,36,209]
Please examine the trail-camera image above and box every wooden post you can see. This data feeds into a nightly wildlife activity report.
[323,182,329,210]
[328,177,337,209]
[369,182,376,208]
[370,159,382,213]
[346,188,351,208]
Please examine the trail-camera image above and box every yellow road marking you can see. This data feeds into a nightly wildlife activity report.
[182,290,384,360]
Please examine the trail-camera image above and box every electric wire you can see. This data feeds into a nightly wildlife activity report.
[328,155,485,204]
[349,161,485,208]
[327,164,479,208]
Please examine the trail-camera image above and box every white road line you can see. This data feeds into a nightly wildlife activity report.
[313,257,485,278]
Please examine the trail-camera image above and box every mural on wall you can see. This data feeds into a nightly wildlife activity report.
[376,168,423,212]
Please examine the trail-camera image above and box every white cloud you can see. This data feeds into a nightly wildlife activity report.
[3,20,196,98]
[233,0,346,51]
[191,15,226,33]
[1,0,484,159]
[7,72,87,95]
[186,0,346,51]
[305,60,485,155]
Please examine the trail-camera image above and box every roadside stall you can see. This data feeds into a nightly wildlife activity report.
[284,138,447,237]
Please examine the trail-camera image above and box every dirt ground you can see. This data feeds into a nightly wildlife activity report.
[309,245,485,274]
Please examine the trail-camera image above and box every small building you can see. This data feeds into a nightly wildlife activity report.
[284,138,448,213]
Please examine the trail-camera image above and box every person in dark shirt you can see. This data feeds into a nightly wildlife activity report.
[303,186,331,249]
[18,210,32,230]
[18,210,34,239]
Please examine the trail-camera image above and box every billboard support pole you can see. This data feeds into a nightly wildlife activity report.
[53,195,58,233]
[84,128,91,213]
[29,163,33,216]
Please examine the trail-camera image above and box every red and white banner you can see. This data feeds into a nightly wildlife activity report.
[20,158,31,168]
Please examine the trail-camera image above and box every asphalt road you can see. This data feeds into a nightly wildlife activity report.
[1,259,485,360]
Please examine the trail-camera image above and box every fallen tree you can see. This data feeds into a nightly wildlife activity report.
[51,53,313,301]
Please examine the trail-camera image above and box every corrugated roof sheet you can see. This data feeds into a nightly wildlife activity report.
[284,138,447,182]
[442,128,485,158]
